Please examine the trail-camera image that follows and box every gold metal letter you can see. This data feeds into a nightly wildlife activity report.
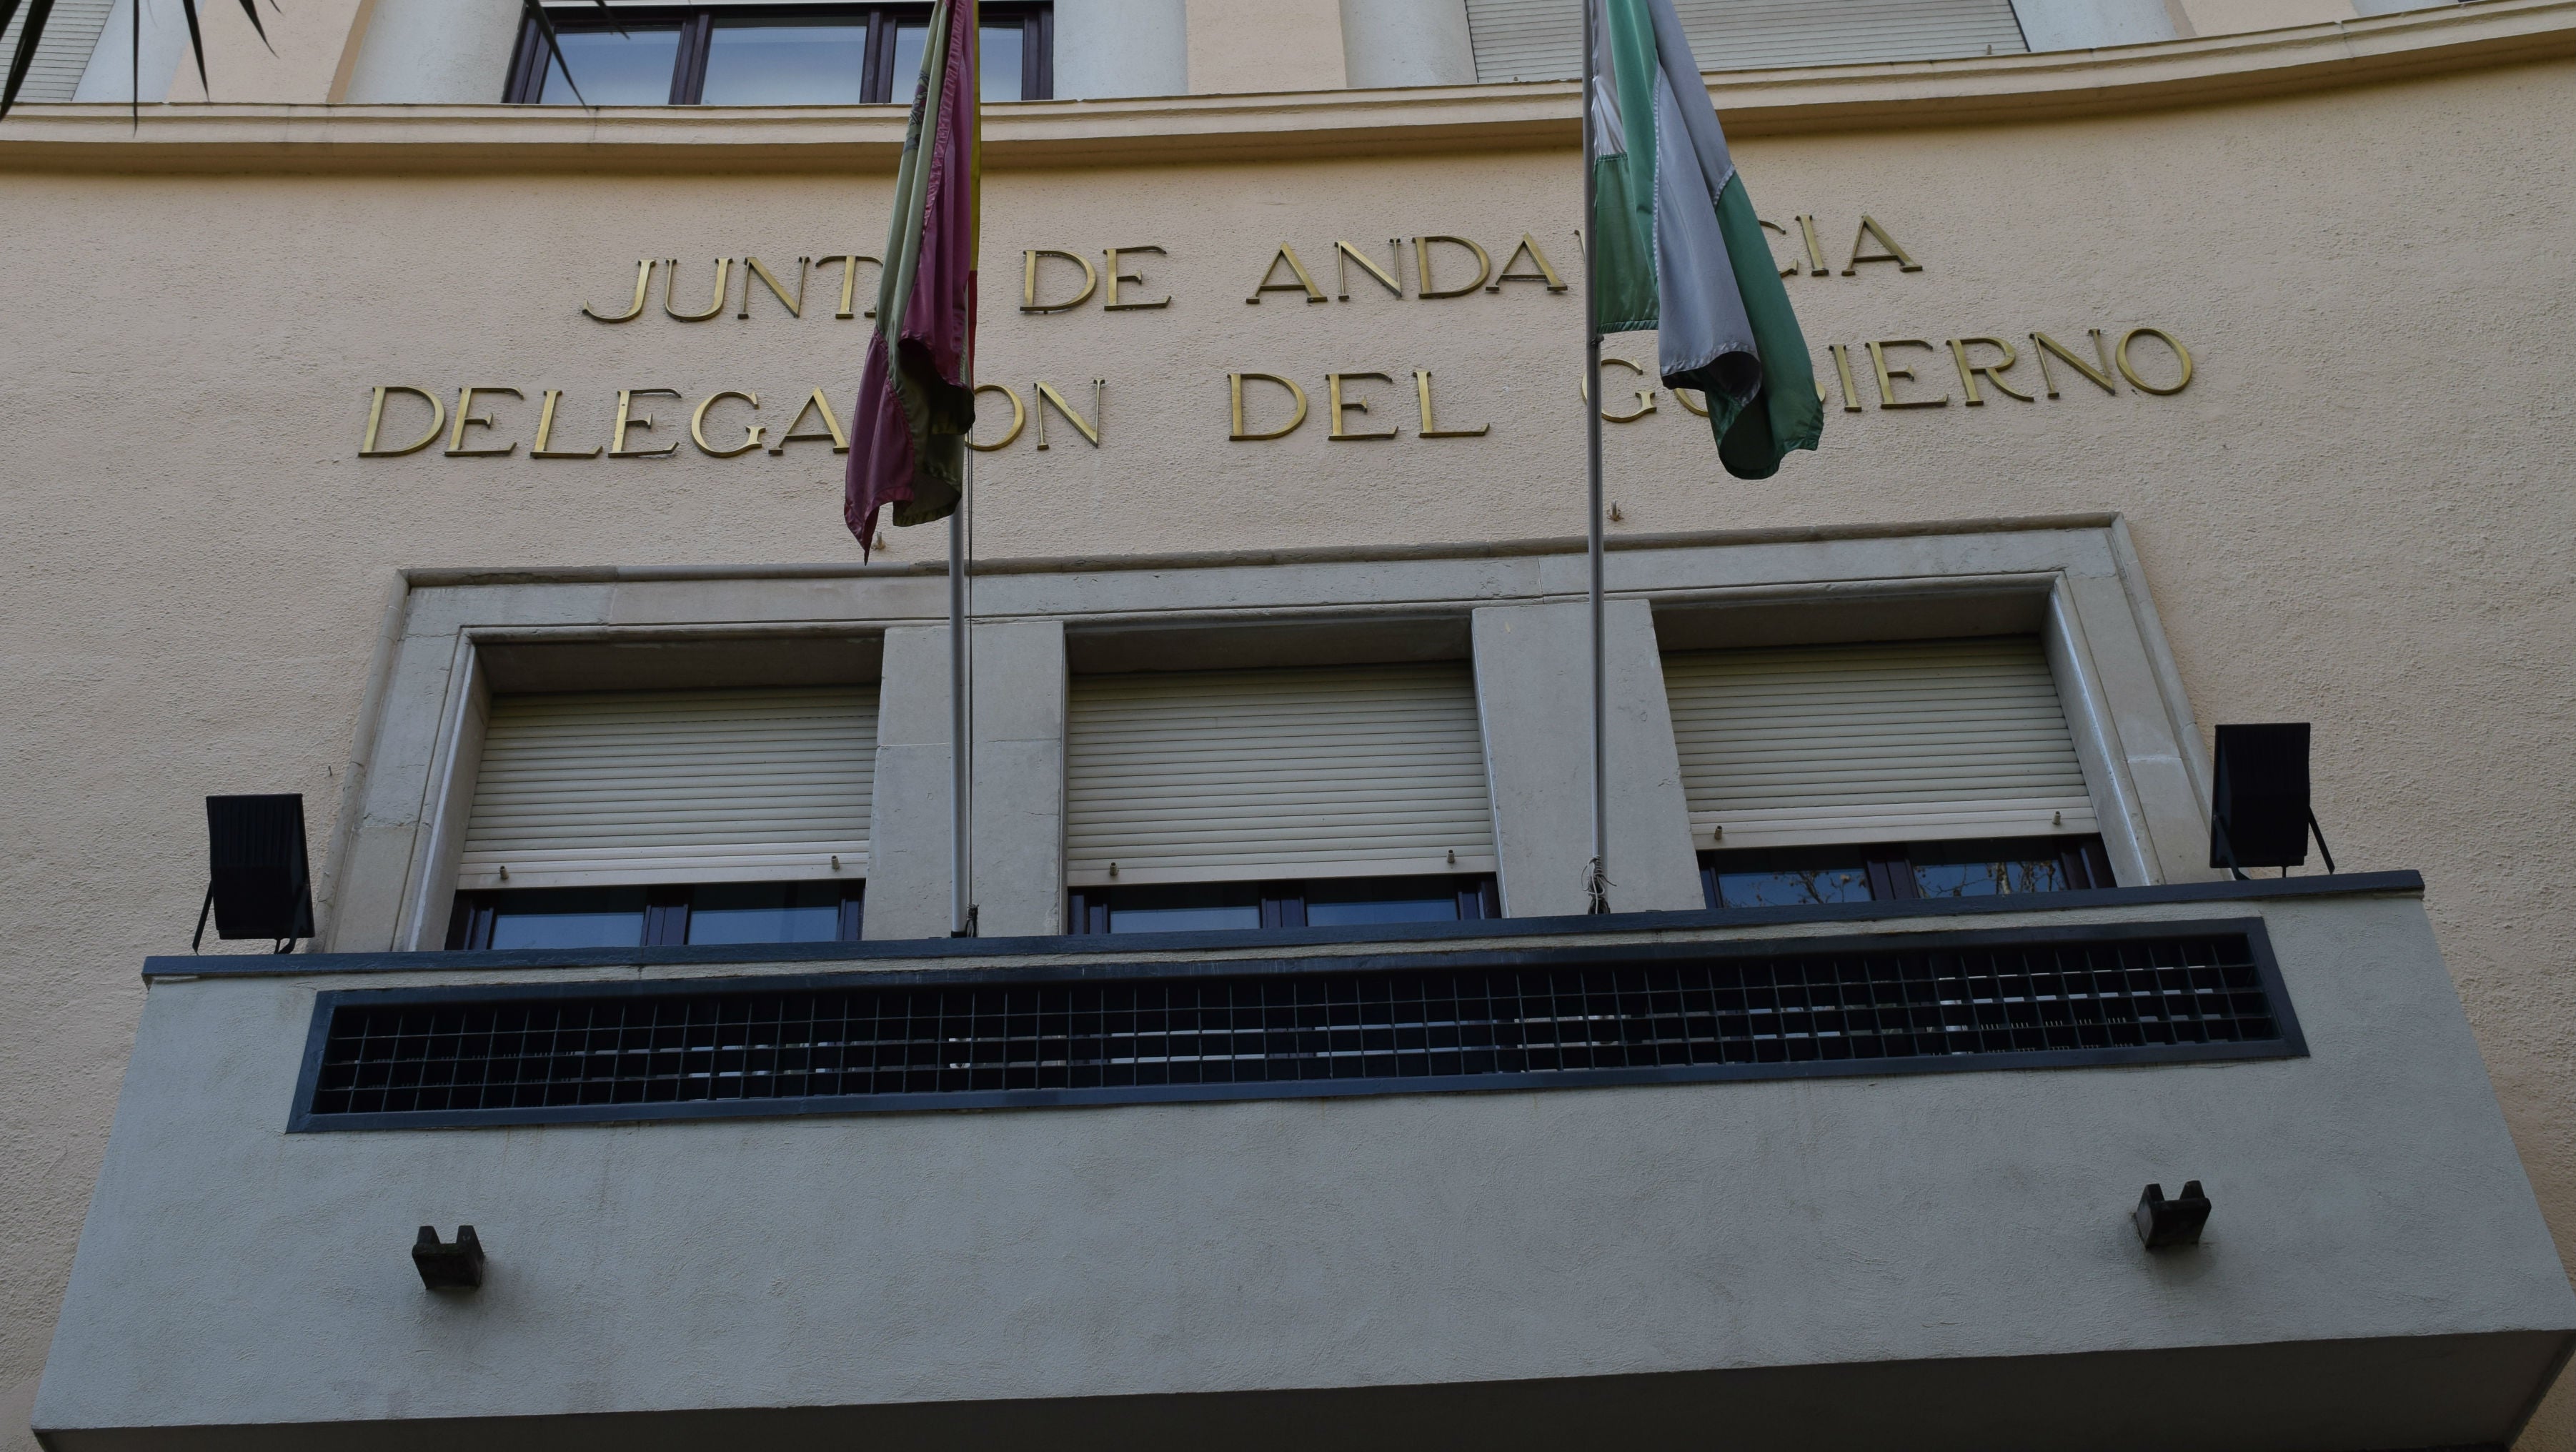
[1413,236,1493,299]
[821,254,880,319]
[664,259,732,322]
[1413,370,1489,437]
[444,386,522,456]
[1334,240,1403,301]
[690,390,764,456]
[1023,249,1100,313]
[1581,357,1657,422]
[768,389,852,454]
[1947,338,2033,404]
[1794,216,1829,276]
[531,389,602,458]
[1758,221,1800,279]
[1035,379,1103,449]
[2029,329,2118,397]
[1827,345,1864,412]
[583,259,658,322]
[1842,216,1923,274]
[1246,246,1326,304]
[610,389,683,457]
[1866,341,1948,408]
[2116,327,2194,395]
[1104,247,1170,310]
[359,385,445,457]
[968,384,1027,451]
[1229,372,1309,439]
[1488,234,1568,292]
[737,257,807,319]
[1327,372,1399,440]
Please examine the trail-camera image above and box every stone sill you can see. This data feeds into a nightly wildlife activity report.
[1,0,2569,173]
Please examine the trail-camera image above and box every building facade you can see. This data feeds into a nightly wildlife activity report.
[4,0,2574,1446]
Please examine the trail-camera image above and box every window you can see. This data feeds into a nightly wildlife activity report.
[506,4,1052,105]
[447,880,865,948]
[1460,0,2027,84]
[1700,836,2114,910]
[1070,875,1501,935]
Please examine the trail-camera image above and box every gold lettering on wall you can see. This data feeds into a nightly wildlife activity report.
[2029,329,2117,397]
[663,259,732,323]
[1758,220,1801,279]
[582,260,657,323]
[1230,372,1309,438]
[1843,217,1923,275]
[1334,240,1403,302]
[444,386,522,456]
[531,389,602,458]
[1795,216,1831,277]
[1327,372,1399,440]
[1488,234,1568,292]
[691,390,765,457]
[1947,338,2034,404]
[1413,236,1492,299]
[1413,370,1489,437]
[359,385,445,456]
[1023,249,1100,313]
[1103,247,1170,310]
[1035,380,1103,449]
[770,389,851,454]
[610,388,682,457]
[1827,345,1864,413]
[968,384,1027,450]
[822,254,878,319]
[1867,341,1948,408]
[2116,327,2194,394]
[737,258,807,319]
[1247,246,1326,305]
[1581,357,1657,422]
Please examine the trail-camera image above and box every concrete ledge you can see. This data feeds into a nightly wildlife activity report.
[1,0,2568,173]
[149,870,2429,980]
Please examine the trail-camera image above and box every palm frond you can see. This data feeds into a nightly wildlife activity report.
[519,0,625,109]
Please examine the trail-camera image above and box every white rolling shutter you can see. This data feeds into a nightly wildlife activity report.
[1464,0,2028,84]
[1664,637,2096,850]
[1066,663,1497,887]
[0,0,113,104]
[457,687,876,890]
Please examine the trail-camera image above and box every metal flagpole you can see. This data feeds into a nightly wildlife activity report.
[950,450,974,937]
[1581,0,1610,915]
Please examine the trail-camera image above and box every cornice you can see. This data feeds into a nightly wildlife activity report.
[1,0,2568,174]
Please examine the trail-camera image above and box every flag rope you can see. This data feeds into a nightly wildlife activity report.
[951,442,975,937]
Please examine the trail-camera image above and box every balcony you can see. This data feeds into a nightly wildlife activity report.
[34,872,2575,1451]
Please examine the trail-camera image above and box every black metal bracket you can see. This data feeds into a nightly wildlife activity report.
[2134,1180,2212,1249]
[412,1225,485,1291]
[190,882,216,952]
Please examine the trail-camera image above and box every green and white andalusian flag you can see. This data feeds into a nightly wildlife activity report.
[1590,0,1821,479]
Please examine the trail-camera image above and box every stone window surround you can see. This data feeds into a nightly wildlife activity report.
[317,513,2212,953]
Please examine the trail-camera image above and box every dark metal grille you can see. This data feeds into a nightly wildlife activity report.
[307,934,2282,1121]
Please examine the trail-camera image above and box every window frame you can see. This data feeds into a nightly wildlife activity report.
[1697,836,2116,912]
[447,881,866,949]
[504,3,1053,106]
[1068,875,1502,935]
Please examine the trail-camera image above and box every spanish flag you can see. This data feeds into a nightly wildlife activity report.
[845,0,980,556]
[1588,0,1821,479]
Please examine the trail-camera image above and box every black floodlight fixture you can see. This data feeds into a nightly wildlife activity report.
[2134,1180,2212,1250]
[2209,724,2337,880]
[192,794,314,953]
[412,1225,486,1291]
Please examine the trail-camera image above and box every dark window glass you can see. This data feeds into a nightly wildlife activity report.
[1104,882,1263,933]
[890,21,930,96]
[1699,837,2114,910]
[700,19,870,104]
[979,21,1024,100]
[1303,876,1471,927]
[686,881,845,944]
[486,887,650,949]
[536,26,685,104]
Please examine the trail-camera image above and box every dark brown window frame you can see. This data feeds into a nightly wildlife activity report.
[503,3,1053,106]
[1069,875,1503,935]
[447,881,866,949]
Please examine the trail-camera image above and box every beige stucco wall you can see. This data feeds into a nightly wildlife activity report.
[1,17,2572,1451]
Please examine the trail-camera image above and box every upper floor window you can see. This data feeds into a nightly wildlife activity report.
[506,4,1052,106]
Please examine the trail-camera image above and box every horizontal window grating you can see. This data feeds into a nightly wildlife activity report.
[304,933,2286,1123]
